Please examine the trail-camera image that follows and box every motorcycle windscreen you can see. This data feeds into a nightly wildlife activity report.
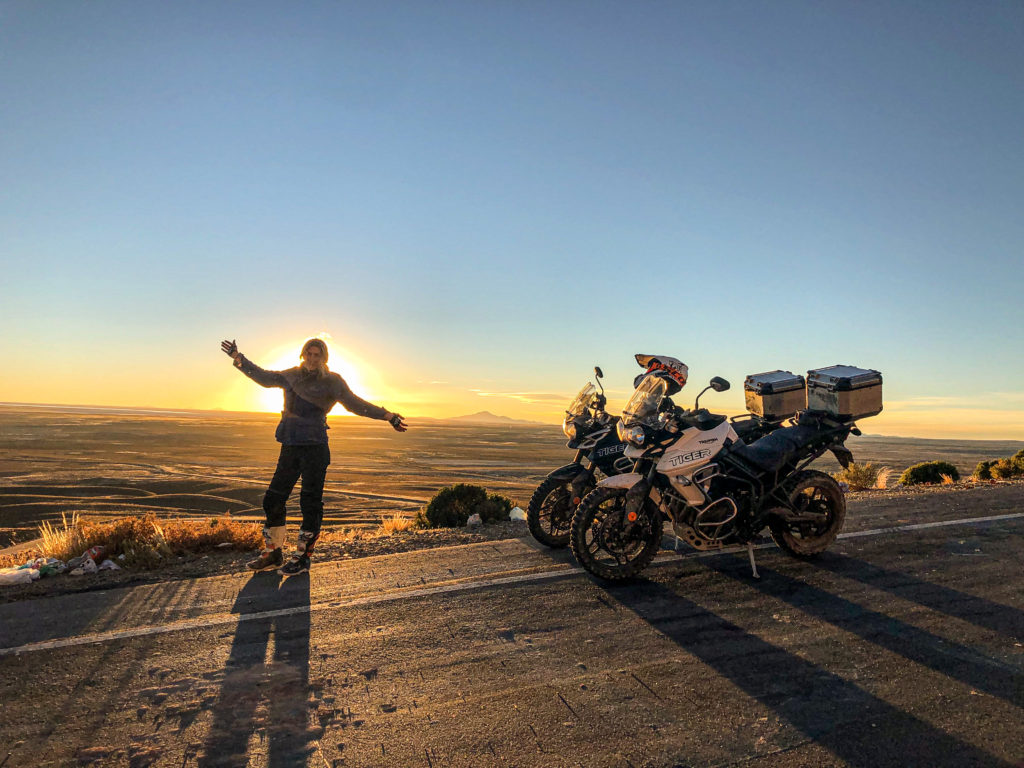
[621,375,668,427]
[566,383,597,417]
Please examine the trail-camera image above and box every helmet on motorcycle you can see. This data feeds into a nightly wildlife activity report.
[633,354,688,395]
[634,370,684,395]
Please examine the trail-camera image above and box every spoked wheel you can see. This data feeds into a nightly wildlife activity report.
[769,470,846,558]
[527,477,585,548]
[570,487,663,581]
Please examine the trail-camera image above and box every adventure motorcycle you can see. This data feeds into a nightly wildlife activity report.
[527,367,631,548]
[528,364,782,549]
[570,355,875,581]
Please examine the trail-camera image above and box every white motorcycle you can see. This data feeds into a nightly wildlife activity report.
[570,355,876,581]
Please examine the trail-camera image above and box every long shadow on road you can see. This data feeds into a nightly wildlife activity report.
[199,572,313,768]
[701,554,1024,707]
[814,552,1024,641]
[605,575,1014,768]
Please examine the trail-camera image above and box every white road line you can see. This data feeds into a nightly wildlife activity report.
[2,511,1021,657]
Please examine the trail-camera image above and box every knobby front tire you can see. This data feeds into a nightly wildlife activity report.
[570,486,663,581]
[527,475,590,549]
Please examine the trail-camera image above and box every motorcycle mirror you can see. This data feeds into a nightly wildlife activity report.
[710,376,730,393]
[594,366,603,379]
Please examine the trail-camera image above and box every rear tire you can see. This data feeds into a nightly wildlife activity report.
[527,476,588,548]
[769,470,846,558]
[570,487,663,581]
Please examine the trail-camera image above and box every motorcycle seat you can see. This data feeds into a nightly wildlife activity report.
[729,425,820,472]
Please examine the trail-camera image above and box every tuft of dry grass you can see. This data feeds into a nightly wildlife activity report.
[377,512,417,536]
[874,468,893,490]
[2,513,262,570]
[318,526,366,545]
[940,473,956,485]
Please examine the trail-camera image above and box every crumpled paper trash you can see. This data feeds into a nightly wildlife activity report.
[510,506,527,521]
[466,513,482,528]
[98,559,121,571]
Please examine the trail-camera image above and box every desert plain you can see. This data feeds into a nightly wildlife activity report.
[2,403,1022,548]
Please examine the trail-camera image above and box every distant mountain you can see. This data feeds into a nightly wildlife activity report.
[447,411,546,426]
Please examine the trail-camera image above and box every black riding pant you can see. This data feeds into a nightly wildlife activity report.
[262,444,331,535]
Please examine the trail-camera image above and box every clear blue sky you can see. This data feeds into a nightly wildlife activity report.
[2,1,1022,437]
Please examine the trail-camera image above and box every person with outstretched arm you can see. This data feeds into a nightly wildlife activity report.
[221,337,408,575]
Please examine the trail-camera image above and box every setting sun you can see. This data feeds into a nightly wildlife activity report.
[248,337,374,415]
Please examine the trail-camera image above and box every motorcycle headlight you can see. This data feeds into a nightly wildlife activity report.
[563,419,577,439]
[617,421,645,446]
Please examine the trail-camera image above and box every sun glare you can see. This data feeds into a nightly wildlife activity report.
[255,339,371,414]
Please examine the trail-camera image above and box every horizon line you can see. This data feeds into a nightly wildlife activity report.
[0,401,1022,444]
[0,401,553,425]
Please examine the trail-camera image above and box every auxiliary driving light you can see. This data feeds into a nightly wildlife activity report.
[617,422,645,446]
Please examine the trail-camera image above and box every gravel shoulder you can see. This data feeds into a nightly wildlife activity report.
[2,480,1021,605]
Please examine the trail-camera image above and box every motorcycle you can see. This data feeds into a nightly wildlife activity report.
[529,363,782,550]
[569,355,870,581]
[527,367,632,548]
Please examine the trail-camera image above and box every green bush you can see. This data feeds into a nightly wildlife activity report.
[898,461,960,486]
[832,462,883,491]
[415,483,515,528]
[973,460,996,481]
[990,458,1021,480]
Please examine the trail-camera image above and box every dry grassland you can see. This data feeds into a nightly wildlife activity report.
[2,405,1022,550]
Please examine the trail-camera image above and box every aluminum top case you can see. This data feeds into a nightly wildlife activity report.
[744,370,806,422]
[806,365,883,421]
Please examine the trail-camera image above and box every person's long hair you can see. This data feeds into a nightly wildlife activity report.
[299,338,330,379]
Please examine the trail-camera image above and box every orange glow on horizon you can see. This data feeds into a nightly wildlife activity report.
[222,336,375,415]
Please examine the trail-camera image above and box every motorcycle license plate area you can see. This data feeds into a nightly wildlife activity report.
[806,365,883,421]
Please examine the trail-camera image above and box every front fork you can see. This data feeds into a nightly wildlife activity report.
[569,451,595,505]
[623,460,657,530]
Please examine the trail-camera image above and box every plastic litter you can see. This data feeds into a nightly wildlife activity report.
[510,506,527,522]
[68,545,107,572]
[0,568,35,586]
[98,559,121,571]
[215,541,234,548]
[70,558,99,576]
[466,513,482,528]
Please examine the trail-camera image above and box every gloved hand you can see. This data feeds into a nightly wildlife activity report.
[221,339,240,360]
[388,412,408,432]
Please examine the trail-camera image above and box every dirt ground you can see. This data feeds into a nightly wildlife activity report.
[3,480,1021,605]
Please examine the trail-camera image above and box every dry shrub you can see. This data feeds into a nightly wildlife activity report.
[161,516,262,552]
[989,458,1022,480]
[377,513,417,536]
[833,462,884,491]
[939,473,956,485]
[874,468,893,490]
[899,461,960,486]
[15,513,262,570]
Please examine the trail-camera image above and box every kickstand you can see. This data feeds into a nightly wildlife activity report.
[747,541,760,579]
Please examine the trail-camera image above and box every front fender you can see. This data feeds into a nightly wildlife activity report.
[547,462,587,482]
[598,473,644,489]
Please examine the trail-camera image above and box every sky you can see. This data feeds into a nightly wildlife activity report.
[2,1,1022,439]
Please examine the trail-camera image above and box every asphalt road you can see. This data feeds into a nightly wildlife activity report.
[1,486,1022,768]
